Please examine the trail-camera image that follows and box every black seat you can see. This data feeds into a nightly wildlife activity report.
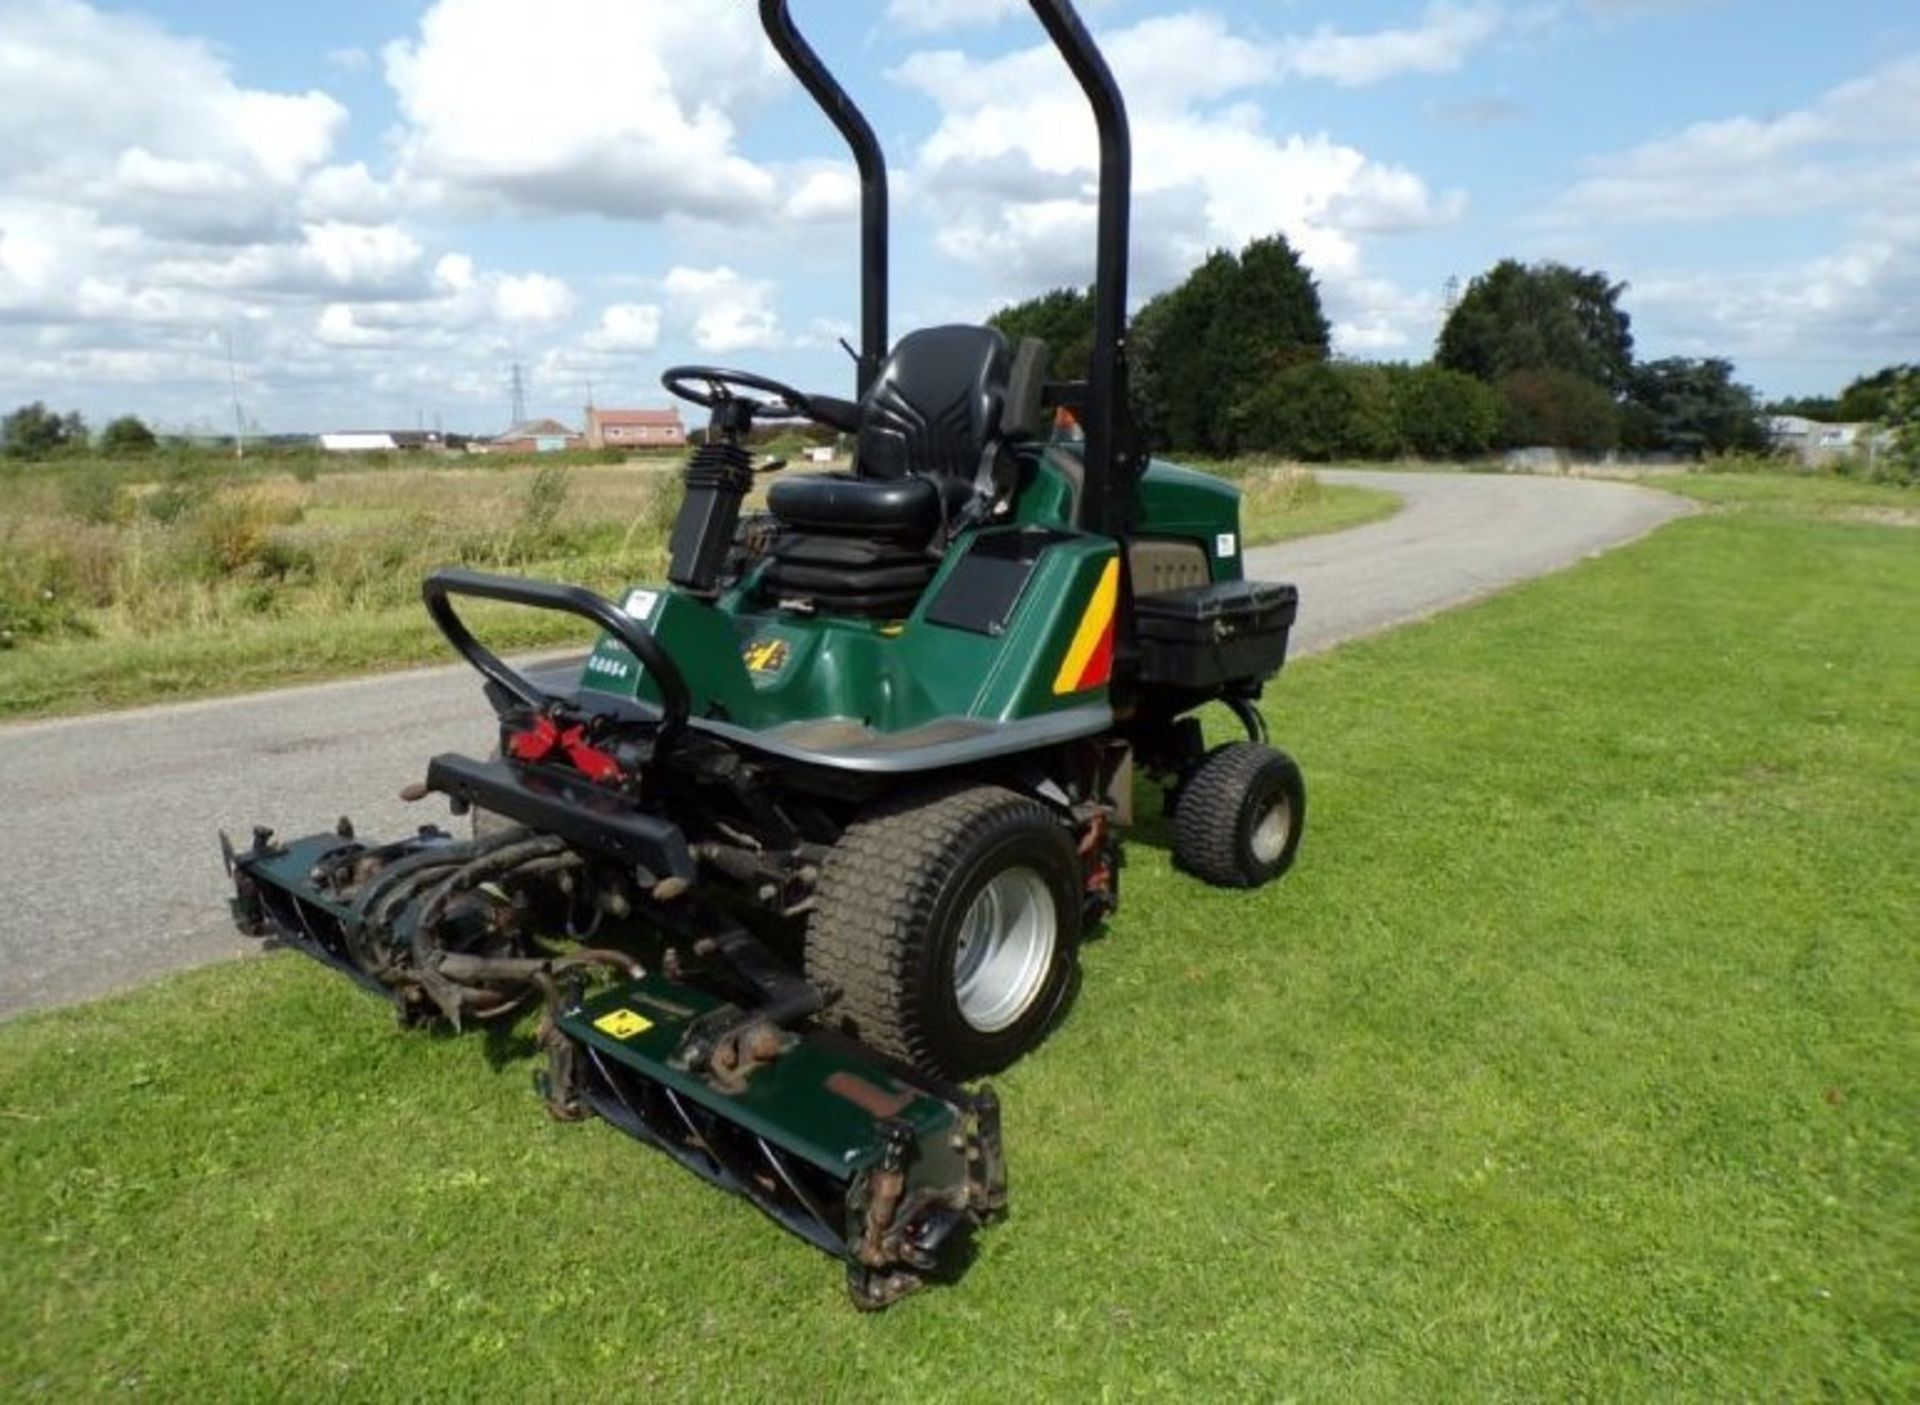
[765,472,973,544]
[767,325,1016,543]
[760,325,1041,617]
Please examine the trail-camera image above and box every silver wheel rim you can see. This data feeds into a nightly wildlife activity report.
[1251,794,1293,865]
[951,867,1057,1034]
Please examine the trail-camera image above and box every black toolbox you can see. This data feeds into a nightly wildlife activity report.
[1133,579,1299,688]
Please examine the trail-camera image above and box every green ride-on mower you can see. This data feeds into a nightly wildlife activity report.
[222,0,1305,1310]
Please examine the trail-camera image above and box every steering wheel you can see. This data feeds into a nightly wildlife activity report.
[661,365,814,421]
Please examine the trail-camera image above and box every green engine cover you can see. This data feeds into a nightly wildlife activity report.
[577,447,1244,760]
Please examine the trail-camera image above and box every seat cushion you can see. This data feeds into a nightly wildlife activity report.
[760,532,939,618]
[766,472,971,544]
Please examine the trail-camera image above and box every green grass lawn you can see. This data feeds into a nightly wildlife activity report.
[1650,468,1919,519]
[3,489,1914,1397]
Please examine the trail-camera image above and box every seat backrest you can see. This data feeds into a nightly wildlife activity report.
[857,325,1011,485]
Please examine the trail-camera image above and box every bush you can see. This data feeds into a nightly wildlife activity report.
[1234,361,1402,461]
[1496,370,1619,454]
[99,416,158,457]
[1389,365,1501,458]
[180,492,305,579]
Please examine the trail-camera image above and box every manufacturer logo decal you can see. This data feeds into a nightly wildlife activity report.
[742,637,791,677]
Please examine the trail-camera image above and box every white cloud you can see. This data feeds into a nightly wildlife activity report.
[0,0,607,429]
[583,302,663,352]
[782,166,862,223]
[325,46,371,72]
[492,271,574,324]
[891,9,1464,353]
[663,265,782,353]
[1280,3,1507,88]
[884,0,1117,34]
[885,0,1023,32]
[382,0,786,221]
[1625,216,1920,380]
[1556,56,1920,225]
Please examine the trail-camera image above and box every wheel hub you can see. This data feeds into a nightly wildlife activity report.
[951,868,1057,1034]
[1251,795,1293,865]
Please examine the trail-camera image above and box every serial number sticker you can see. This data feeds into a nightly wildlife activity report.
[622,588,661,621]
[1216,532,1238,559]
[592,1008,653,1040]
[742,636,791,676]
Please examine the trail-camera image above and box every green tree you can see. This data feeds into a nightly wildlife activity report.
[1621,358,1767,457]
[1836,364,1919,423]
[1136,235,1329,453]
[1872,367,1919,486]
[3,402,88,459]
[1388,364,1501,458]
[100,415,159,457]
[1764,394,1840,421]
[1496,369,1619,453]
[1437,259,1635,392]
[987,286,1095,381]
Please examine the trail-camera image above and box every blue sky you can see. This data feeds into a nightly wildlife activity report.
[2,0,1916,433]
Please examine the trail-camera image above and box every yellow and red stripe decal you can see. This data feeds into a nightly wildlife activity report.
[1051,557,1121,695]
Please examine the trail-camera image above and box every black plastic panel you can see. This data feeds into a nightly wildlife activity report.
[925,527,1072,636]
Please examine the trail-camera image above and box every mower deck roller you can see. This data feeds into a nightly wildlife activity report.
[226,825,1005,1308]
[219,0,1308,1310]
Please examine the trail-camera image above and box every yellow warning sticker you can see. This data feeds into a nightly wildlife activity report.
[742,636,791,676]
[592,1008,653,1040]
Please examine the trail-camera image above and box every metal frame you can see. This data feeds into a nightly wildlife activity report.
[756,0,1136,535]
[757,0,889,397]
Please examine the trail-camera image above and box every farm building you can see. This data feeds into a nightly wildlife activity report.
[1766,416,1891,468]
[319,431,455,453]
[487,419,583,454]
[585,407,686,450]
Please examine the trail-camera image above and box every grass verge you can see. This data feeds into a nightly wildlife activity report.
[1236,467,1400,545]
[0,460,1394,721]
[3,490,1913,1396]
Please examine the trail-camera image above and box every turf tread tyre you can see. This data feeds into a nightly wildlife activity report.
[1174,741,1306,889]
[807,785,1079,1079]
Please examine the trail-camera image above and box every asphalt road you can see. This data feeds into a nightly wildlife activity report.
[0,469,1688,1019]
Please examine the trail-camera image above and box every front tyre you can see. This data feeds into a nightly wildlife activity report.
[806,786,1081,1080]
[1173,742,1306,888]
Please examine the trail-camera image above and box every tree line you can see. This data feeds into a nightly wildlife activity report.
[988,241,1916,471]
[2,404,157,460]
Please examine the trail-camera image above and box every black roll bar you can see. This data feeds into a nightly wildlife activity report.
[757,0,1134,533]
[757,0,889,398]
[1027,0,1133,538]
[422,568,691,739]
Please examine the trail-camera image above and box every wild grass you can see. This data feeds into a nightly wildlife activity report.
[1,486,1912,1396]
[0,455,1392,719]
[0,457,684,717]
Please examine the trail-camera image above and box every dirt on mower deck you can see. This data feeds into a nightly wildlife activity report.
[0,470,1690,1019]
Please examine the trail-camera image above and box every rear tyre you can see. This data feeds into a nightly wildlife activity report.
[1173,742,1306,888]
[806,786,1081,1080]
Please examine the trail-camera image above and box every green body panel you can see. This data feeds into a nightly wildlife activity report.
[562,977,966,1183]
[1017,447,1245,582]
[575,451,1246,742]
[581,530,1120,732]
[1135,458,1246,583]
